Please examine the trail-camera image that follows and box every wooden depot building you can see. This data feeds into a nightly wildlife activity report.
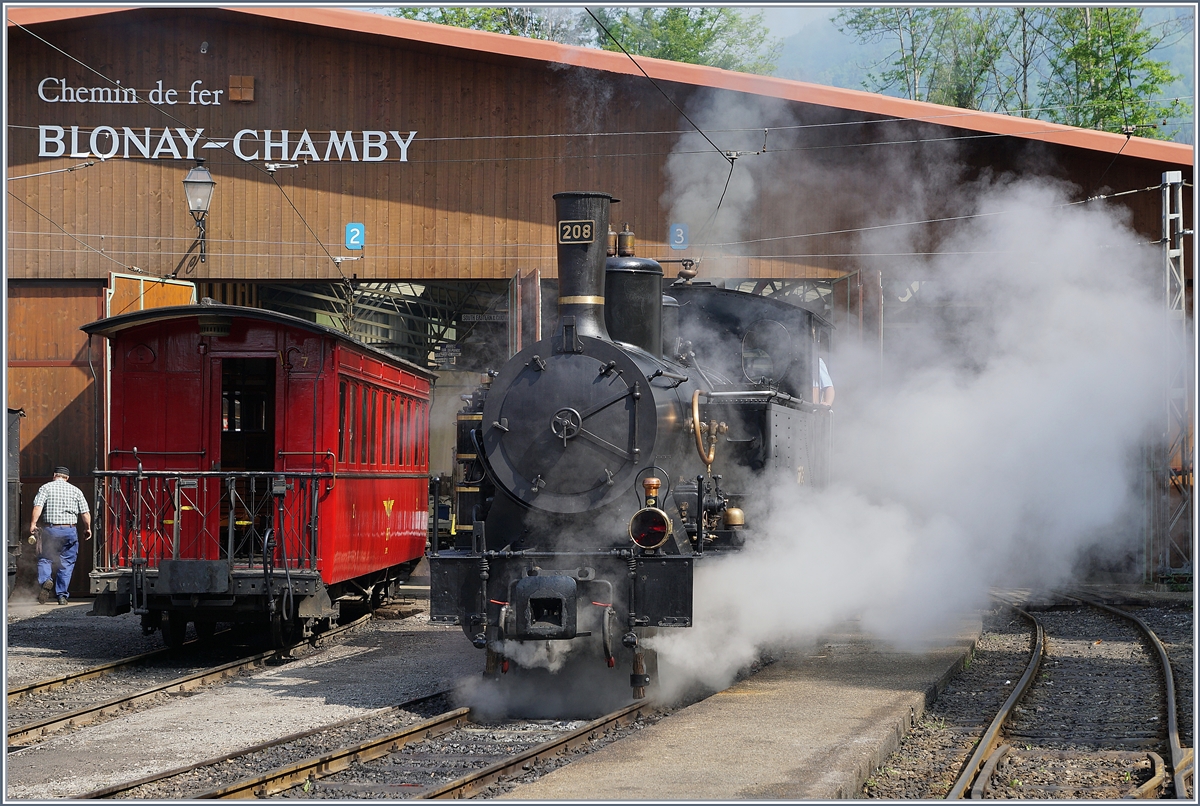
[6,6,1193,593]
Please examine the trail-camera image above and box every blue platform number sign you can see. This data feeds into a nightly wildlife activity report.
[669,223,689,250]
[345,222,365,250]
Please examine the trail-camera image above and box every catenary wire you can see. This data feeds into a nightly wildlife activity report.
[8,20,1186,274]
[10,185,1163,259]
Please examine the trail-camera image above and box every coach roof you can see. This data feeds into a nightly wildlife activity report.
[81,302,436,381]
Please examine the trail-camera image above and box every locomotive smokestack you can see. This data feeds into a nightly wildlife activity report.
[553,191,615,347]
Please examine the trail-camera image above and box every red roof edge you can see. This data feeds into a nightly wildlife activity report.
[8,5,1193,167]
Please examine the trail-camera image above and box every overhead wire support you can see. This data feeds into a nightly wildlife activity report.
[1152,170,1193,583]
[7,160,96,181]
[584,8,732,167]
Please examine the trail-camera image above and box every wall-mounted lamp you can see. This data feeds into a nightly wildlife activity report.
[200,41,209,54]
[181,158,215,263]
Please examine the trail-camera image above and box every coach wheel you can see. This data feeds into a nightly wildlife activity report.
[140,610,162,636]
[164,614,188,649]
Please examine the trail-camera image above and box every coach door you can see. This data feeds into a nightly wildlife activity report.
[219,358,276,471]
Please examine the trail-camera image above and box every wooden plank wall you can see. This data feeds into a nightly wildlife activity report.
[7,282,106,596]
[0,11,1005,284]
[7,9,1191,287]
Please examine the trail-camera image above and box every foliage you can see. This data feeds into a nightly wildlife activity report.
[390,7,780,75]
[834,6,1192,140]
[1038,7,1189,137]
[833,8,950,102]
[389,7,591,45]
[588,7,781,75]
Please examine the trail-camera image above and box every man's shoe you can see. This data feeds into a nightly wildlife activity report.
[57,596,68,605]
[38,579,53,604]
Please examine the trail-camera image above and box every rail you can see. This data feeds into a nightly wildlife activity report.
[276,450,337,491]
[948,594,1190,799]
[194,700,649,799]
[6,633,223,704]
[417,701,649,799]
[7,615,370,749]
[194,708,472,798]
[945,600,1045,799]
[1065,592,1194,799]
[74,687,453,799]
[92,470,331,575]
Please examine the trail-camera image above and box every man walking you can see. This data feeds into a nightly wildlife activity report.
[29,466,91,605]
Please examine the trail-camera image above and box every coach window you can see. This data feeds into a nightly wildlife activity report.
[423,403,430,465]
[405,399,414,468]
[338,381,348,462]
[419,402,428,466]
[390,395,398,466]
[359,384,369,465]
[381,393,390,467]
[348,384,358,466]
[369,388,378,466]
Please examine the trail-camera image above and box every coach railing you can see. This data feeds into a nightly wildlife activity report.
[92,470,330,574]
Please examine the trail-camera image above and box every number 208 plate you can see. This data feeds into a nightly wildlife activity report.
[557,220,595,244]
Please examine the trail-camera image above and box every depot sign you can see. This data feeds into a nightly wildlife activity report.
[34,76,418,163]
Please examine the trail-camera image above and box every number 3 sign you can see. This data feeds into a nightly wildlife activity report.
[669,223,689,250]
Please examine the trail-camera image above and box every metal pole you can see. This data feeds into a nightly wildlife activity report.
[1155,170,1193,583]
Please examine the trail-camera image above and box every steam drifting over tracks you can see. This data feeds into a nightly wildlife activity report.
[6,615,372,749]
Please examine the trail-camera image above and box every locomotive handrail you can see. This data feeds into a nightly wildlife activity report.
[704,389,797,402]
[110,449,206,455]
[691,389,720,471]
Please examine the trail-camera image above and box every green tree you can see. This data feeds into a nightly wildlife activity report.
[587,7,782,74]
[389,7,591,45]
[923,8,1009,110]
[834,8,954,101]
[1039,7,1189,138]
[836,6,1191,140]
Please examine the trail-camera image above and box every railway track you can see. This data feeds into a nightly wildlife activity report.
[75,689,454,799]
[6,615,372,749]
[193,700,658,799]
[947,593,1192,799]
[6,629,238,705]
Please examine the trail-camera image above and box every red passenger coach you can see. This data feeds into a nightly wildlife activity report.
[82,302,434,647]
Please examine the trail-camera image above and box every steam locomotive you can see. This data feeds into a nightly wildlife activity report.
[430,191,833,699]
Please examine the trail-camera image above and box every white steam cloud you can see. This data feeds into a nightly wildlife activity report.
[649,96,1172,700]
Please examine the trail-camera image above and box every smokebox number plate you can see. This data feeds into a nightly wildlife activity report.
[557,219,595,244]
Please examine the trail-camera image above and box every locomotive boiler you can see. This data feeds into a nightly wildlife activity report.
[430,191,833,700]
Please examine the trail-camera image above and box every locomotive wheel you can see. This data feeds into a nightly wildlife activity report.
[164,613,188,649]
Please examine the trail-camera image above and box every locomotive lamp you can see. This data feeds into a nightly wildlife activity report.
[629,506,672,550]
[181,159,215,263]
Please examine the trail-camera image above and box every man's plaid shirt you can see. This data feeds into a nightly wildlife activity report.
[33,478,89,525]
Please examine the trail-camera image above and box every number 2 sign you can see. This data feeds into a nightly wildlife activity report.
[345,222,365,250]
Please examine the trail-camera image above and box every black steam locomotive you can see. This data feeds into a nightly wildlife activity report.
[430,191,832,700]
